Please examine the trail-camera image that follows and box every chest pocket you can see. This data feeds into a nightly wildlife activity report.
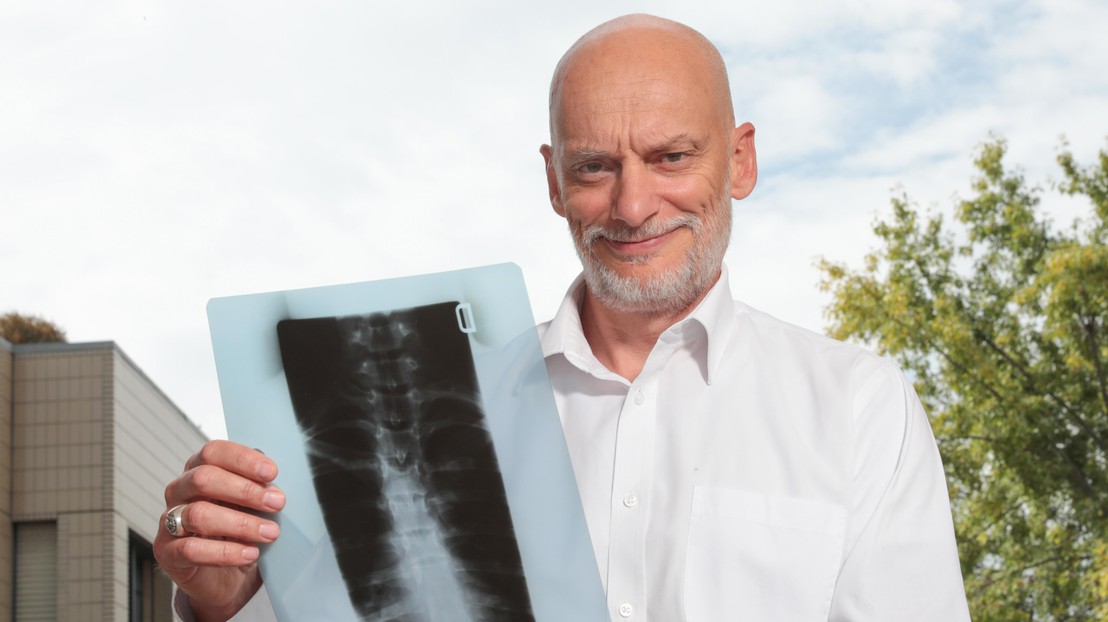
[684,487,846,622]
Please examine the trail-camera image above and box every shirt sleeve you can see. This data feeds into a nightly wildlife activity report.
[828,359,971,621]
[173,584,278,622]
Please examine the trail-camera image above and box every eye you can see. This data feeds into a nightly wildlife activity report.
[572,161,608,179]
[663,152,687,164]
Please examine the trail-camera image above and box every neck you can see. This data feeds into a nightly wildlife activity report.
[579,269,720,381]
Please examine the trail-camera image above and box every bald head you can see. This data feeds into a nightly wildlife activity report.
[548,14,734,146]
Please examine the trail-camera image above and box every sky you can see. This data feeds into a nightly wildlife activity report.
[3,0,1107,440]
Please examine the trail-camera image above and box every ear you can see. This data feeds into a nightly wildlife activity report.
[729,122,758,201]
[540,144,567,217]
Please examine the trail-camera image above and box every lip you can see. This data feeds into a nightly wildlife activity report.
[604,228,678,255]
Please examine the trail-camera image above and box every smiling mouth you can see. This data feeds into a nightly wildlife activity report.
[604,228,678,254]
[579,214,701,261]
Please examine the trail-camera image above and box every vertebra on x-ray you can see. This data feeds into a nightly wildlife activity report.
[277,302,534,621]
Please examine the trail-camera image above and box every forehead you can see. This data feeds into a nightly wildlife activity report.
[554,73,719,153]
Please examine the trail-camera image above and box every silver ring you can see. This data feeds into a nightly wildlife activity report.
[165,504,188,537]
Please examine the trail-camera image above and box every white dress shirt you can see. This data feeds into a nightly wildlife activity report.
[180,268,970,622]
[539,270,970,621]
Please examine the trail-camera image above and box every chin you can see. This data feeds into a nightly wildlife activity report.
[571,199,731,315]
[583,259,710,315]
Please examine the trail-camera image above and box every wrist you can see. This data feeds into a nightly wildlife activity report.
[183,574,262,622]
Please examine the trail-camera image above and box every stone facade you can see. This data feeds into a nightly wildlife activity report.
[1,339,207,621]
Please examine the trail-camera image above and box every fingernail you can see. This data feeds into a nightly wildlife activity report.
[243,547,260,562]
[259,522,279,540]
[256,462,277,481]
[262,490,286,511]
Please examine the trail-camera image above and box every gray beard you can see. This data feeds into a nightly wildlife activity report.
[573,201,732,316]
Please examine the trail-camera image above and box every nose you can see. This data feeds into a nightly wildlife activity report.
[610,162,659,228]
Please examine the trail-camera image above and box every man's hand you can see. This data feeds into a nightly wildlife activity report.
[154,440,285,622]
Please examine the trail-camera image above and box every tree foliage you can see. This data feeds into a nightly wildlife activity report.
[0,312,67,344]
[820,138,1108,620]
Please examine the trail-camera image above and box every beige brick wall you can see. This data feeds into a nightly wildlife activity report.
[12,346,113,520]
[112,349,207,545]
[12,345,114,620]
[0,339,13,622]
[57,510,115,621]
[8,343,207,621]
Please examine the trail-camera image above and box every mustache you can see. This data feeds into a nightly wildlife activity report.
[580,215,701,247]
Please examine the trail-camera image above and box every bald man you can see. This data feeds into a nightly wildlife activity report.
[157,15,970,622]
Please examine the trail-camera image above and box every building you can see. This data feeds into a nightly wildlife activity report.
[0,338,208,621]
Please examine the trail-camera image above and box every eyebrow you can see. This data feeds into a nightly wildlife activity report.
[651,133,706,153]
[562,133,707,161]
[566,148,608,161]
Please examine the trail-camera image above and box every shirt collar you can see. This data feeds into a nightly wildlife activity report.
[540,265,737,384]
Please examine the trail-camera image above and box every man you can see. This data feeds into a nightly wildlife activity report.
[156,14,971,621]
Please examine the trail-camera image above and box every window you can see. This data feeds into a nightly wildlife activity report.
[14,522,57,622]
[129,532,172,622]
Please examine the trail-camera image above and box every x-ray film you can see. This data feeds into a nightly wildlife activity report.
[276,304,532,620]
[207,264,606,622]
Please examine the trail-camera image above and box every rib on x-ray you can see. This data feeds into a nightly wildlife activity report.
[276,302,535,621]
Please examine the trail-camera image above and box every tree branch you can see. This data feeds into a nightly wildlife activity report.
[938,435,997,445]
[848,279,1108,503]
[963,498,1025,545]
[973,326,1108,454]
[1079,285,1108,419]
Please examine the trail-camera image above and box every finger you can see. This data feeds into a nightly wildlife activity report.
[157,531,262,571]
[177,501,281,543]
[184,440,278,483]
[165,464,286,512]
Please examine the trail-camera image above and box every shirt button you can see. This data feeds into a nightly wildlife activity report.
[623,493,638,508]
[632,390,645,405]
[618,603,634,618]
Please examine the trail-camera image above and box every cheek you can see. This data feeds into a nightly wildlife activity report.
[662,174,722,214]
[561,187,613,225]
[558,204,589,242]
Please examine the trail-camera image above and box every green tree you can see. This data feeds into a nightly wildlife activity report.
[819,138,1108,620]
[0,312,67,344]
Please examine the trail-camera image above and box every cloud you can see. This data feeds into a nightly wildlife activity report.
[745,73,845,161]
[2,0,1106,440]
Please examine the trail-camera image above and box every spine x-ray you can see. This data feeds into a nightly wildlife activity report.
[276,302,534,621]
[208,264,608,621]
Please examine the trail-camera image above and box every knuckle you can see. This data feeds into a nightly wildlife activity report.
[185,502,209,530]
[219,541,238,564]
[234,512,253,536]
[198,440,224,465]
[190,465,216,492]
[239,478,260,503]
[183,443,210,471]
[179,536,202,562]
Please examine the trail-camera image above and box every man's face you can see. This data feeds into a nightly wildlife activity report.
[541,36,755,315]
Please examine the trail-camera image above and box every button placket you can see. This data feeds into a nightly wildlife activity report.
[607,378,655,622]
